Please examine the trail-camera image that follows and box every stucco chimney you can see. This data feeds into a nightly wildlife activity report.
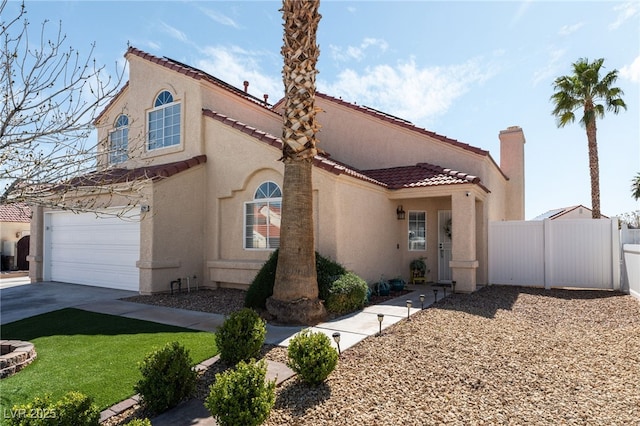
[499,126,526,220]
[243,80,249,92]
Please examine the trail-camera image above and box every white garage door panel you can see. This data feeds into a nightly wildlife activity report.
[47,212,140,291]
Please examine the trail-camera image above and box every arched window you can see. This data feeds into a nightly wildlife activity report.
[148,90,181,150]
[109,114,128,164]
[244,182,282,249]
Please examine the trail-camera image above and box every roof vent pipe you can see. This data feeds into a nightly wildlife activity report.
[243,80,249,92]
[263,94,269,104]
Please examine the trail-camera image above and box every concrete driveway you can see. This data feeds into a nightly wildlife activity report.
[0,280,137,325]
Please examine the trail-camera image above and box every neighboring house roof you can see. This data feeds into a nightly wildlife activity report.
[65,156,207,187]
[0,203,31,223]
[533,205,607,220]
[202,108,486,192]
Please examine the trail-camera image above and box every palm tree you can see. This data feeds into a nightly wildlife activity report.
[266,0,326,324]
[551,58,627,219]
[632,173,640,201]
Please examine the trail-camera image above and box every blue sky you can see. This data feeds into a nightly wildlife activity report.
[11,0,640,219]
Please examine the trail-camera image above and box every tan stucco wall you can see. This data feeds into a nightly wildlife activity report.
[137,165,206,294]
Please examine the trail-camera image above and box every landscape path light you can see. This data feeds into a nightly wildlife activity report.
[433,288,438,302]
[419,294,425,310]
[406,300,412,320]
[377,313,384,335]
[332,332,341,355]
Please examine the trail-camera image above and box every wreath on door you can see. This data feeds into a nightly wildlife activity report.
[443,218,452,239]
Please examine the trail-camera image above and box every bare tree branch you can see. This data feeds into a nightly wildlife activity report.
[0,0,145,215]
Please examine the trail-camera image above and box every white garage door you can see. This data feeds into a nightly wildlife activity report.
[45,211,140,291]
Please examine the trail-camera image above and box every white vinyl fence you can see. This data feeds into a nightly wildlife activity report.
[489,218,620,290]
[621,224,640,299]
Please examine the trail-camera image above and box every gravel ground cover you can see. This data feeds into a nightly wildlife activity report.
[112,286,640,425]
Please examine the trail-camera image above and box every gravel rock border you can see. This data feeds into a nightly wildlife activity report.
[109,286,640,425]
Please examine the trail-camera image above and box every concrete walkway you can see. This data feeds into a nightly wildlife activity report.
[0,279,447,425]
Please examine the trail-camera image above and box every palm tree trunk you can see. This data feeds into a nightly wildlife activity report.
[586,121,601,219]
[266,0,326,325]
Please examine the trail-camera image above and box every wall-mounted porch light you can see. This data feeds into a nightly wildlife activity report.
[396,205,406,220]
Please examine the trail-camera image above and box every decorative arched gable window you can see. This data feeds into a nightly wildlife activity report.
[244,181,282,249]
[148,90,180,150]
[109,114,129,164]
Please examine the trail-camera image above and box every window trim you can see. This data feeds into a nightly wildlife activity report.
[147,90,182,152]
[243,181,282,251]
[108,114,129,165]
[408,210,426,251]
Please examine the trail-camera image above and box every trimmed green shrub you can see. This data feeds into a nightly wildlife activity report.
[134,341,197,415]
[287,329,338,386]
[7,391,99,426]
[123,419,152,426]
[245,250,279,309]
[324,272,368,315]
[205,359,276,426]
[216,308,266,364]
[245,249,347,310]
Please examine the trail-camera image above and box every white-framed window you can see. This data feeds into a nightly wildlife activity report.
[408,211,426,251]
[148,90,181,150]
[244,181,282,250]
[109,114,129,165]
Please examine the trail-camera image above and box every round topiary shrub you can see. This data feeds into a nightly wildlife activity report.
[8,391,100,426]
[324,272,369,315]
[216,308,266,364]
[123,419,152,426]
[134,341,197,415]
[205,359,276,426]
[287,329,338,386]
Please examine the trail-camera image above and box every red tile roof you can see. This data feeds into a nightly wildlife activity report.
[126,47,275,109]
[0,203,31,222]
[202,108,486,192]
[363,163,489,192]
[65,156,207,187]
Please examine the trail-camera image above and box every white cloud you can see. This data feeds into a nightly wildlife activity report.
[558,22,584,36]
[609,2,639,30]
[620,55,640,83]
[329,38,389,62]
[509,0,533,29]
[318,57,496,126]
[199,7,241,29]
[159,22,189,43]
[196,45,281,100]
[532,48,566,87]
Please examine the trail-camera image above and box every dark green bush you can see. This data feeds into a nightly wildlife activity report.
[287,329,338,386]
[205,359,276,426]
[245,249,347,310]
[216,308,266,364]
[245,250,279,309]
[134,341,197,415]
[324,272,368,315]
[7,391,99,426]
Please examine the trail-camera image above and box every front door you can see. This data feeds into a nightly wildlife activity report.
[438,210,452,283]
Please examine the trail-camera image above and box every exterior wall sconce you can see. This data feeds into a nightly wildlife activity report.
[396,205,406,220]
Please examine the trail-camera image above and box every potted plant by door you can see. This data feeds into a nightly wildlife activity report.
[410,257,427,284]
[389,276,406,292]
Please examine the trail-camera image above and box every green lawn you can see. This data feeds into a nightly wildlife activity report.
[0,308,218,412]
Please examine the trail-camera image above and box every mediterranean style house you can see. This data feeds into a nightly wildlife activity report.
[28,46,526,295]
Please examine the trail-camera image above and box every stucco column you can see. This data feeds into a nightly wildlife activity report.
[27,205,44,283]
[450,191,478,292]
